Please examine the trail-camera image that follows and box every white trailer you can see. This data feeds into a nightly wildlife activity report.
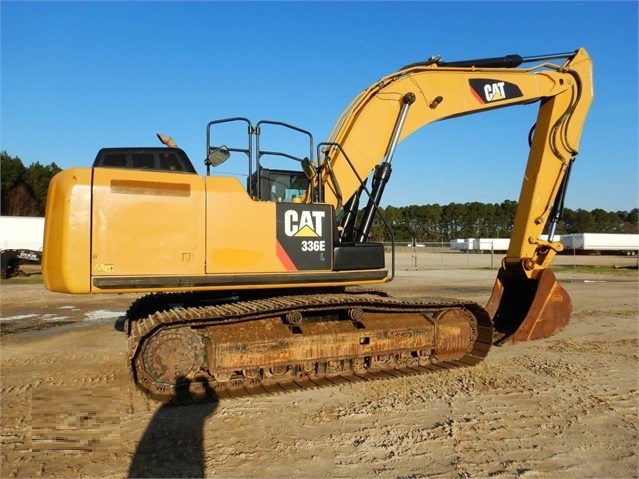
[0,216,45,251]
[449,239,467,251]
[560,233,639,255]
[448,233,639,255]
[449,238,510,252]
[475,238,510,252]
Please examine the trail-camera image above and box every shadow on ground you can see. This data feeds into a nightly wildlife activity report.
[128,379,219,478]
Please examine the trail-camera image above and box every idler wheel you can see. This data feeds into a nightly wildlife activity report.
[141,328,204,385]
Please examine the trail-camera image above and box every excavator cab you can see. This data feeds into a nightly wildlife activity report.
[248,168,309,203]
[93,147,197,173]
[205,116,389,273]
[205,117,316,204]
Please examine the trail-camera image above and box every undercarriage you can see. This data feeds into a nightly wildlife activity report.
[126,289,493,403]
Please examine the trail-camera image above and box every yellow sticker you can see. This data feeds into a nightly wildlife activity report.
[94,264,114,272]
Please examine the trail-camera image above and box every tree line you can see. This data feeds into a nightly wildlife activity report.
[1,151,637,242]
[369,202,638,242]
[1,152,61,216]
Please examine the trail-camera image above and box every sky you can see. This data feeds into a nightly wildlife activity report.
[2,1,637,212]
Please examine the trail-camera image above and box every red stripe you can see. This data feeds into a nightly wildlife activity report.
[276,241,297,271]
[470,86,485,104]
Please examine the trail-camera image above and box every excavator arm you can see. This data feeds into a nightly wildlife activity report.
[316,48,593,343]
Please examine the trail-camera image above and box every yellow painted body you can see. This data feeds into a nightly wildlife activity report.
[43,168,92,293]
[204,176,280,273]
[44,168,386,294]
[90,168,206,278]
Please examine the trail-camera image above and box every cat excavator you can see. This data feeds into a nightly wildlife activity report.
[43,48,593,402]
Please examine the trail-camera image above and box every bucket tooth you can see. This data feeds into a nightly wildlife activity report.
[486,267,571,345]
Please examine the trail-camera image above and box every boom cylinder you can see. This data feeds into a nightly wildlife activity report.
[356,163,392,242]
[355,93,415,242]
[339,182,366,242]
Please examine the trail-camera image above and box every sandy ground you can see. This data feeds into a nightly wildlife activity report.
[1,254,638,479]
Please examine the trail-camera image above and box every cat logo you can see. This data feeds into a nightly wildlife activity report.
[484,81,506,101]
[469,78,523,104]
[277,203,331,270]
[284,209,325,237]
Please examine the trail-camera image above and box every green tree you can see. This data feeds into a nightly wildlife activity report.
[440,203,465,240]
[1,152,61,216]
[497,200,518,236]
[1,152,26,193]
[3,183,39,216]
[25,161,62,213]
[377,199,636,243]
[564,208,594,233]
[590,208,617,233]
[621,208,638,232]
[422,204,442,240]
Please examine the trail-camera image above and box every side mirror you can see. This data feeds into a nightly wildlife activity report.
[301,157,316,180]
[207,146,230,167]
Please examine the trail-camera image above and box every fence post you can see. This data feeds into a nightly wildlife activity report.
[491,240,495,269]
[411,238,417,270]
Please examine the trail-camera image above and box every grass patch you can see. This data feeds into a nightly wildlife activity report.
[0,274,44,286]
[554,265,638,274]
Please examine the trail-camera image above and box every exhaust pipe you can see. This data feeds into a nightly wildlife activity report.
[157,133,178,148]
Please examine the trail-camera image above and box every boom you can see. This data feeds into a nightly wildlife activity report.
[319,48,592,277]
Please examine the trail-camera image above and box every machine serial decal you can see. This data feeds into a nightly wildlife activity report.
[469,79,523,104]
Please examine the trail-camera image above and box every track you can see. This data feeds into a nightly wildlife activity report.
[126,290,493,403]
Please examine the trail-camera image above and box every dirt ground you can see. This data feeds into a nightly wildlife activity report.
[1,254,638,479]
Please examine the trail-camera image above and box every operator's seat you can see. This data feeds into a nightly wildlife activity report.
[271,183,287,202]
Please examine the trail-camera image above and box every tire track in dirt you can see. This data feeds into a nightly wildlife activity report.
[443,347,638,479]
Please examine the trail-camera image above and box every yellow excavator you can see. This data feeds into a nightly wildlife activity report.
[43,48,593,402]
